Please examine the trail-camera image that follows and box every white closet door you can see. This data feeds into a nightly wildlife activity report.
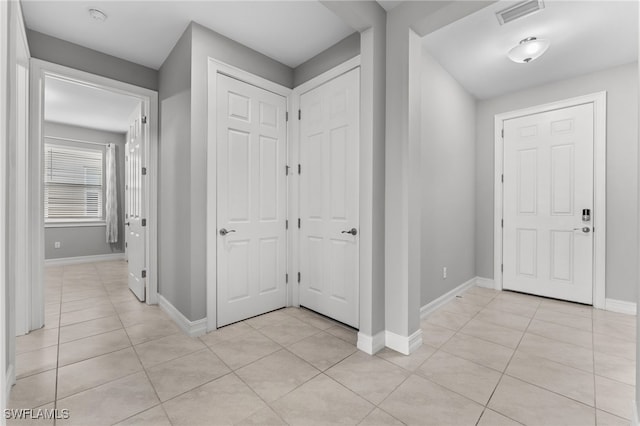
[299,68,360,328]
[216,74,287,327]
[503,103,594,304]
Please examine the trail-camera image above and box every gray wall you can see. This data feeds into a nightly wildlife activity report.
[293,32,360,87]
[421,49,476,306]
[26,29,158,91]
[158,22,293,321]
[158,26,192,320]
[43,122,126,259]
[476,62,639,303]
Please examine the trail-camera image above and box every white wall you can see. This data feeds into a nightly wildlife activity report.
[421,49,476,306]
[43,122,126,259]
[476,62,639,303]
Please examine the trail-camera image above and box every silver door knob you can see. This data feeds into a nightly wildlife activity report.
[341,228,358,236]
[219,228,236,236]
[573,227,590,233]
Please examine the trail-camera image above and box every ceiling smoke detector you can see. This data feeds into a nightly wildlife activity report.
[496,0,545,25]
[88,8,107,22]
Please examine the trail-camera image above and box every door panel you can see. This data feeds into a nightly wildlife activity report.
[125,103,146,302]
[299,68,359,328]
[503,103,594,304]
[217,74,287,327]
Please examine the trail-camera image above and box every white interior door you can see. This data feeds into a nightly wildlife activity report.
[216,74,287,327]
[299,68,360,328]
[503,103,594,304]
[125,103,146,302]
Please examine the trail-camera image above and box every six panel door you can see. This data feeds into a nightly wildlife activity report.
[502,103,594,304]
[126,103,146,302]
[216,74,288,327]
[299,68,360,328]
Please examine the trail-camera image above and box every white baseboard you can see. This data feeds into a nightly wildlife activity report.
[158,294,207,337]
[6,363,15,405]
[45,253,125,266]
[475,277,496,289]
[605,298,637,316]
[420,277,478,319]
[385,329,423,355]
[357,331,385,355]
[632,400,639,426]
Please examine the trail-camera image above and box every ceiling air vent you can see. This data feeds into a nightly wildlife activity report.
[496,0,545,25]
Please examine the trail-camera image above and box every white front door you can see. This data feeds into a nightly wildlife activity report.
[299,68,360,328]
[216,74,288,327]
[125,103,146,302]
[502,103,594,304]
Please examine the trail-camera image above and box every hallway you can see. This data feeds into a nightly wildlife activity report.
[7,261,636,425]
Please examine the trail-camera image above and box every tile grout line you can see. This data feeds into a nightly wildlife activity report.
[477,294,539,426]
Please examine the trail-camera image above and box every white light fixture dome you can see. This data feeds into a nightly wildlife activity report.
[508,37,550,63]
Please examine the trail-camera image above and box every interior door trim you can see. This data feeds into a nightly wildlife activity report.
[30,58,160,323]
[290,56,361,312]
[493,91,607,309]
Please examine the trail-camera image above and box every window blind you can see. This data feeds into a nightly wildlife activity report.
[44,143,104,220]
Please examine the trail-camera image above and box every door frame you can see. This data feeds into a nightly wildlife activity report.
[493,91,607,308]
[8,0,30,341]
[30,59,160,328]
[290,56,362,319]
[1,0,9,408]
[206,58,292,331]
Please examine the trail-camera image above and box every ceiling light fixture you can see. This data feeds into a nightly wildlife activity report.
[508,37,550,63]
[88,8,107,22]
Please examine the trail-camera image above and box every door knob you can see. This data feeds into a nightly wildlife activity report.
[125,222,130,226]
[573,227,591,233]
[341,228,358,236]
[219,228,236,236]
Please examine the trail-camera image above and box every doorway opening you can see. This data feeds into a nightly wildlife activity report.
[27,59,159,332]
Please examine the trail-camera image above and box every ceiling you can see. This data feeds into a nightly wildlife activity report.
[422,1,639,100]
[377,1,403,12]
[21,1,356,69]
[45,76,141,133]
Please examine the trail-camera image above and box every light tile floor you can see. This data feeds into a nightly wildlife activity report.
[8,261,636,425]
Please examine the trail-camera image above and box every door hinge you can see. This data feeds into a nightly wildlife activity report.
[501,128,504,138]
[298,164,301,175]
[286,165,290,175]
[286,111,289,122]
[142,218,147,227]
[286,273,289,284]
[297,272,301,283]
[142,116,148,125]
[142,167,147,176]
[298,218,301,229]
[501,219,504,228]
[125,242,128,248]
[501,264,504,273]
[501,174,504,183]
[298,109,301,120]
[141,270,147,278]
[286,220,289,230]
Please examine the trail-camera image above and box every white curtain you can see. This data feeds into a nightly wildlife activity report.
[105,144,118,243]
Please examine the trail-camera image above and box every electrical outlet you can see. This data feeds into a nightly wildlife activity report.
[443,267,447,279]
[54,241,61,249]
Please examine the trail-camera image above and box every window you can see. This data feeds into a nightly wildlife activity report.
[44,142,104,222]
